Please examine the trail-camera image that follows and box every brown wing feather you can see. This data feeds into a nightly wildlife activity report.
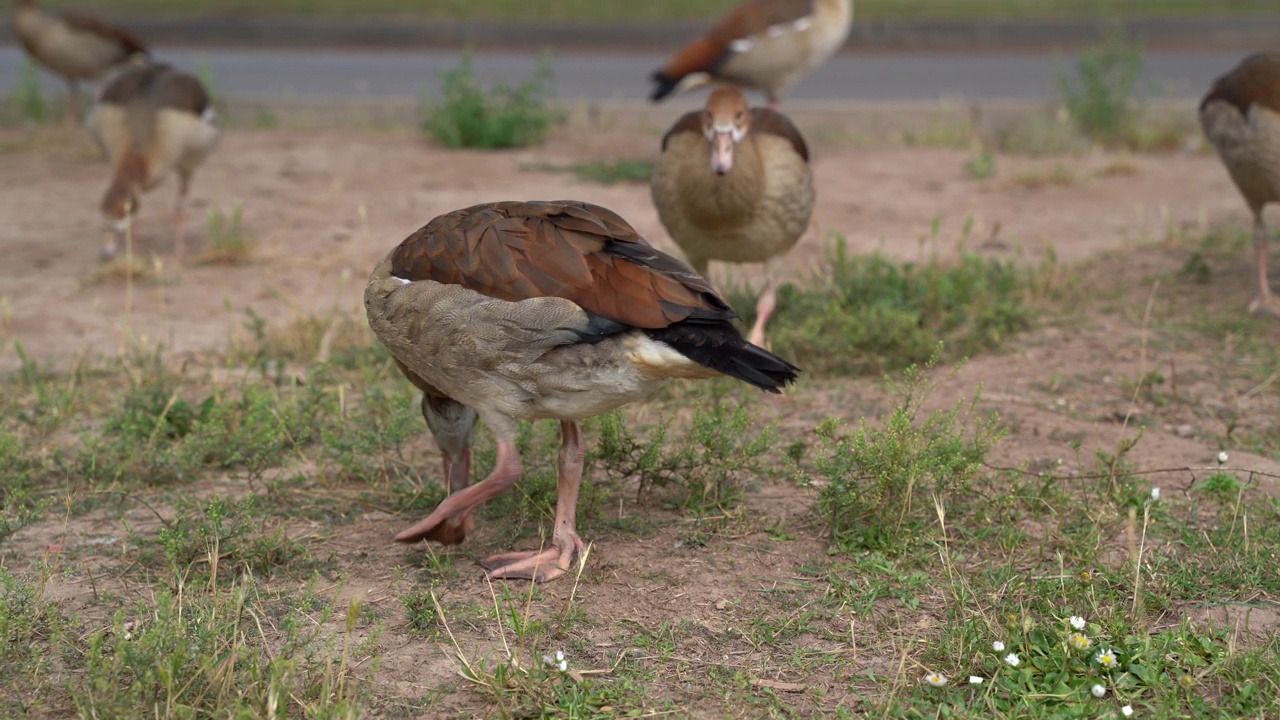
[657,0,814,81]
[661,110,705,151]
[1201,52,1280,116]
[388,200,733,330]
[58,10,148,56]
[750,108,810,162]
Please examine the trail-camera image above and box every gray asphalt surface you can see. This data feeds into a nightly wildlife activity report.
[0,45,1244,106]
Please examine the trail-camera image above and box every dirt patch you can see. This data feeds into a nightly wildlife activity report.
[0,121,1249,373]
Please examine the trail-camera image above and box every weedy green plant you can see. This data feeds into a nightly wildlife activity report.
[1057,32,1143,146]
[422,48,561,149]
[523,158,654,185]
[198,204,254,264]
[813,350,1007,550]
[8,60,48,125]
[591,401,778,512]
[964,146,997,180]
[726,232,1057,376]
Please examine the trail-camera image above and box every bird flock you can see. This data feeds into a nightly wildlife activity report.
[10,0,1280,584]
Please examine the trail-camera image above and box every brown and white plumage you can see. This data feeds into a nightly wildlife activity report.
[651,86,815,346]
[87,61,219,261]
[11,0,147,124]
[1201,52,1280,317]
[364,200,800,582]
[650,0,853,107]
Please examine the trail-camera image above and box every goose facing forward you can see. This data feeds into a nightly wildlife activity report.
[651,85,815,347]
[365,200,800,583]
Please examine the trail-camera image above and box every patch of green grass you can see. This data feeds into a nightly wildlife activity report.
[964,147,997,180]
[7,60,48,125]
[422,49,561,150]
[727,233,1063,376]
[813,351,1007,551]
[198,204,255,265]
[1057,31,1143,148]
[591,401,779,512]
[523,158,654,185]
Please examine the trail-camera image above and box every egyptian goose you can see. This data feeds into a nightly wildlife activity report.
[650,85,814,347]
[10,0,148,124]
[1201,53,1280,317]
[649,0,853,108]
[364,200,800,582]
[87,61,220,261]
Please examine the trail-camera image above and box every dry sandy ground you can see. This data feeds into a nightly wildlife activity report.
[0,117,1248,373]
[4,116,1280,717]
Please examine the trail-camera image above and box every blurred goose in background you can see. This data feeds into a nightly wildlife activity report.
[650,85,815,347]
[364,200,799,583]
[1200,52,1280,317]
[649,0,853,108]
[11,0,148,124]
[87,61,220,262]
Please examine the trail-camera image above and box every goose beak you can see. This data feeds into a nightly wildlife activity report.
[711,131,735,175]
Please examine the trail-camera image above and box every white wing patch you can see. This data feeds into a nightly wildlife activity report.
[392,275,412,285]
[730,38,753,53]
[201,106,217,124]
[793,16,813,31]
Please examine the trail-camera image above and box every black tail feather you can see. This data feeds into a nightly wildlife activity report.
[647,322,800,393]
[650,71,678,103]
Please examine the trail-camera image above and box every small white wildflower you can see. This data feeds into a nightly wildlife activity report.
[1091,683,1106,698]
[992,640,1005,652]
[1004,653,1020,667]
[1096,648,1118,669]
[969,676,984,685]
[1069,632,1092,651]
[924,672,947,687]
[558,659,568,672]
[1121,705,1133,717]
[1217,451,1229,465]
[1070,615,1086,630]
[1150,487,1160,501]
[555,650,565,662]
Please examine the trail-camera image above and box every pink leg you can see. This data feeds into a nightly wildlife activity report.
[1247,214,1280,317]
[442,449,472,495]
[173,179,190,263]
[480,421,585,583]
[747,276,777,347]
[394,441,521,546]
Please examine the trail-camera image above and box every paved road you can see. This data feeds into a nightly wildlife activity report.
[0,45,1243,106]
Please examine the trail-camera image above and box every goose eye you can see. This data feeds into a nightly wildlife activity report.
[736,111,746,122]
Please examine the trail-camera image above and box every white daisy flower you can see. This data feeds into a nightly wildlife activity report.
[992,641,1005,652]
[1096,648,1118,669]
[969,676,984,684]
[1070,615,1086,630]
[1004,653,1020,667]
[558,659,568,672]
[1069,633,1091,650]
[924,672,947,687]
[1091,683,1106,697]
[1121,705,1133,717]
[1217,451,1228,465]
[1150,487,1160,501]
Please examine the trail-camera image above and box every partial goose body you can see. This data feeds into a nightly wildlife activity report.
[87,61,219,261]
[365,200,799,582]
[11,0,147,123]
[650,0,853,106]
[1200,52,1280,317]
[651,85,814,345]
